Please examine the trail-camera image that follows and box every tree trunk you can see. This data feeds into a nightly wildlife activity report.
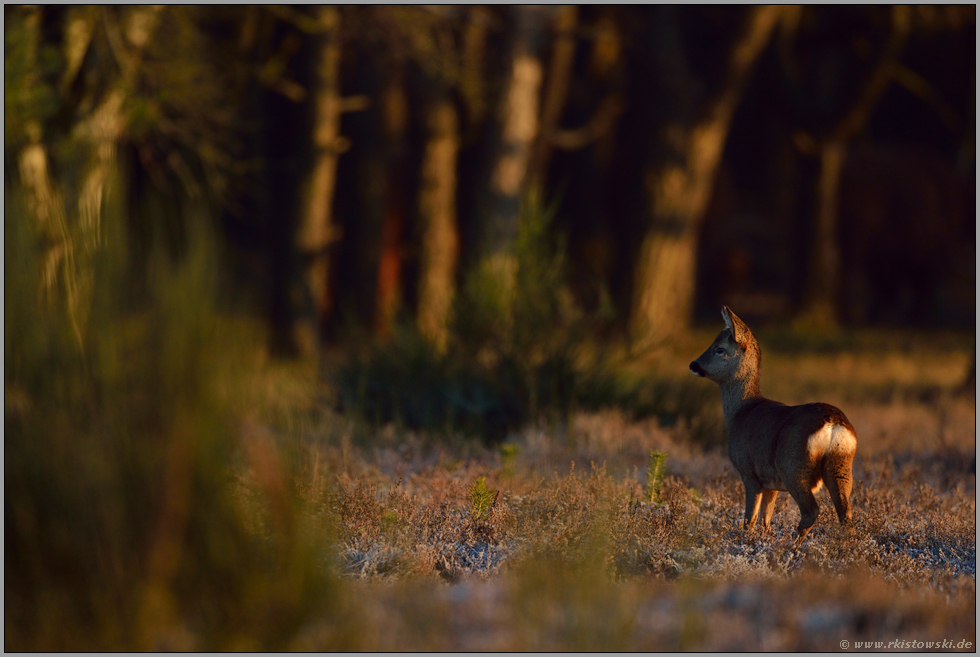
[374,69,410,337]
[460,6,492,136]
[528,5,578,187]
[15,7,69,307]
[296,6,343,353]
[799,139,846,328]
[630,6,781,347]
[798,6,910,328]
[481,7,551,311]
[417,96,461,351]
[16,6,162,347]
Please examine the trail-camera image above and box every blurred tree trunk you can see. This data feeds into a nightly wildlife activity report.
[460,6,492,137]
[630,6,781,347]
[15,6,71,321]
[528,5,578,186]
[15,6,162,347]
[802,139,846,328]
[374,66,410,337]
[416,94,461,351]
[480,6,552,313]
[296,6,343,354]
[798,6,910,328]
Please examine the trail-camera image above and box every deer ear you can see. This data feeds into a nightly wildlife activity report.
[721,306,734,332]
[721,306,749,345]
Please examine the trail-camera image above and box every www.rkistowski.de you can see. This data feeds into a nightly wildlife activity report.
[844,639,973,650]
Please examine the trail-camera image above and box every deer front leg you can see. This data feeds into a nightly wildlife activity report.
[742,477,763,531]
[760,489,779,532]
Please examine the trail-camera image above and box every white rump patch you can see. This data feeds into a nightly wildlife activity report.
[807,423,857,457]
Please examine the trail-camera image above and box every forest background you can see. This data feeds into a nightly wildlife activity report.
[5,5,976,651]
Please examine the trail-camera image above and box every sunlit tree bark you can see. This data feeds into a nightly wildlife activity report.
[630,6,782,347]
[296,5,343,352]
[13,6,164,346]
[481,6,552,313]
[13,5,70,309]
[416,96,461,351]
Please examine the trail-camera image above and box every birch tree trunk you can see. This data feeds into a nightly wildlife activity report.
[417,96,461,351]
[630,6,781,347]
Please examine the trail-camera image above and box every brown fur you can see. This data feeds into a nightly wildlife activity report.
[690,307,857,545]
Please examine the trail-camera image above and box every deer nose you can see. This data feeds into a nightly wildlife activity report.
[690,361,705,377]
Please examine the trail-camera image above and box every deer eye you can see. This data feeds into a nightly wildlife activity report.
[714,347,726,355]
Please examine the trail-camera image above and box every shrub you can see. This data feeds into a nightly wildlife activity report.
[333,190,722,444]
[335,190,583,440]
[4,192,350,650]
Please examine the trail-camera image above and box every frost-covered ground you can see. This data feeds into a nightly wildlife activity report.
[237,337,976,650]
[265,396,976,650]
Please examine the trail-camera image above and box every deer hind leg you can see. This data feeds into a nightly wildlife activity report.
[822,452,854,524]
[784,469,821,546]
[759,489,779,532]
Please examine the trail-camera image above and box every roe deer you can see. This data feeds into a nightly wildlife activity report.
[690,307,856,546]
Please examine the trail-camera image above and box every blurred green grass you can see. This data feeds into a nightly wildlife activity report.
[4,193,352,651]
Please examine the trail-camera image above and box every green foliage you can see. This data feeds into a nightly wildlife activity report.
[333,182,724,444]
[468,476,498,523]
[508,468,635,651]
[499,443,519,478]
[335,188,595,441]
[381,510,400,533]
[333,186,725,444]
[4,7,61,148]
[4,192,351,650]
[455,186,579,358]
[511,553,636,651]
[335,325,522,439]
[646,451,668,503]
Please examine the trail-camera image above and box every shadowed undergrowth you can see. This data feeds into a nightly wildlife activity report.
[332,327,723,446]
[332,190,724,446]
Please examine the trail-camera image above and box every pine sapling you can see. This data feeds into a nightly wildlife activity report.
[646,450,668,504]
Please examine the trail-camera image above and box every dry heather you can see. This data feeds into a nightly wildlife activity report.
[237,336,976,651]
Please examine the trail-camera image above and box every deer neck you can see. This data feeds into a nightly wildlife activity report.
[719,367,762,429]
